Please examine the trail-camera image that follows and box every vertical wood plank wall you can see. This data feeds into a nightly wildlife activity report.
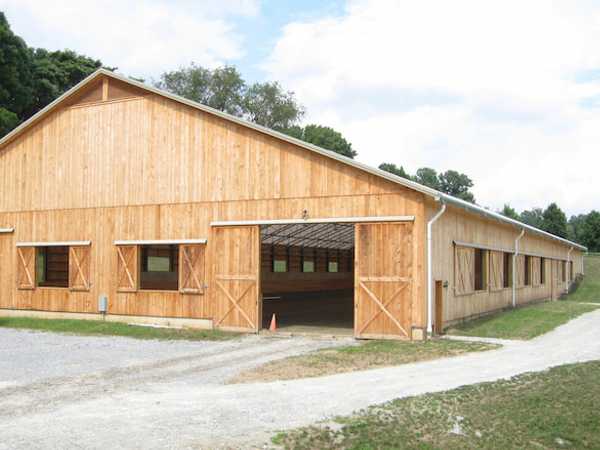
[0,80,427,330]
[426,200,585,327]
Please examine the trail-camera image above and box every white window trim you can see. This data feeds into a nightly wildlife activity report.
[17,240,91,247]
[114,238,207,246]
[211,216,415,226]
[0,228,14,234]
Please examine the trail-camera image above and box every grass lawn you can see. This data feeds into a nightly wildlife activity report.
[446,301,598,340]
[566,255,600,303]
[230,339,497,383]
[0,316,239,341]
[273,360,600,450]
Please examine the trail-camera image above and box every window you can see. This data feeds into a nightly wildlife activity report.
[140,245,179,291]
[503,252,512,288]
[328,261,339,273]
[474,248,488,291]
[540,258,545,285]
[303,260,315,272]
[273,259,287,272]
[561,261,566,282]
[36,246,69,288]
[570,261,574,281]
[524,255,531,286]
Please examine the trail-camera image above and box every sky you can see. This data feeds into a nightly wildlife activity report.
[2,0,599,216]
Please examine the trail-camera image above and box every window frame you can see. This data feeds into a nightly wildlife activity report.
[139,244,180,292]
[524,255,532,286]
[473,248,488,292]
[502,252,513,289]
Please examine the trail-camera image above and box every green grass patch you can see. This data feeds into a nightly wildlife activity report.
[230,339,497,383]
[566,255,600,303]
[446,301,598,340]
[274,360,600,450]
[0,316,239,341]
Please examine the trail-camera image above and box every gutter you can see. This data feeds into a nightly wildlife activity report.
[427,201,447,334]
[512,229,525,308]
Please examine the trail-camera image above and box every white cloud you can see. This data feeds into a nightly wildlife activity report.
[0,0,259,78]
[264,0,600,215]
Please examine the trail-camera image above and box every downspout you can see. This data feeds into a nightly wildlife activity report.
[512,229,525,308]
[566,246,574,292]
[427,201,446,335]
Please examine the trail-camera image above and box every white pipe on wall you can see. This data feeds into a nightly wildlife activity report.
[512,229,525,308]
[427,202,446,334]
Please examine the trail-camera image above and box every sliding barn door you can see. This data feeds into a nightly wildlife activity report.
[355,222,414,339]
[211,226,261,332]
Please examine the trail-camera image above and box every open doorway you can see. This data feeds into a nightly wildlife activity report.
[260,222,355,335]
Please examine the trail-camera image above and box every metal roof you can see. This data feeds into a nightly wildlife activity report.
[261,223,355,250]
[0,69,586,251]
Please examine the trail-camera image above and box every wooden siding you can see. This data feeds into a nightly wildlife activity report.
[427,200,585,327]
[0,192,426,322]
[0,86,403,214]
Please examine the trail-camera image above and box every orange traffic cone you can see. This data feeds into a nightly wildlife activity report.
[269,313,277,331]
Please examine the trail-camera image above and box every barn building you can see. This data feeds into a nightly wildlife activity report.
[0,70,586,340]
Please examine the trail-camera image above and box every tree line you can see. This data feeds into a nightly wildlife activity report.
[500,204,600,252]
[0,12,597,251]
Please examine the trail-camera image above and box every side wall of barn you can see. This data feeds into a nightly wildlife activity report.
[427,200,585,328]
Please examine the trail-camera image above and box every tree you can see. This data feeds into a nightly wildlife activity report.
[568,214,587,244]
[0,13,105,137]
[378,162,411,179]
[242,81,304,131]
[155,64,244,116]
[156,65,305,131]
[438,170,475,203]
[414,167,440,190]
[520,208,544,229]
[541,203,568,238]
[27,48,103,118]
[285,124,356,158]
[0,12,33,135]
[581,211,600,252]
[500,204,520,220]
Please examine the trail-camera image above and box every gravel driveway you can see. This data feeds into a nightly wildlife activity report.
[1,308,600,449]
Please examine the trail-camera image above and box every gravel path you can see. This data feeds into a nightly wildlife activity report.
[1,308,600,449]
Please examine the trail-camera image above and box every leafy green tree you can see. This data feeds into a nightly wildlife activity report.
[155,64,244,116]
[500,204,520,220]
[0,13,105,137]
[284,124,356,158]
[414,167,440,190]
[438,170,475,203]
[520,208,544,229]
[581,211,600,252]
[541,203,568,238]
[0,12,33,134]
[0,107,19,136]
[27,48,103,118]
[242,81,304,131]
[568,214,587,244]
[378,162,411,179]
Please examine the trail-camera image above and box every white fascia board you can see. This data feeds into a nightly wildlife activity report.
[210,216,415,227]
[114,238,207,246]
[17,240,91,247]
